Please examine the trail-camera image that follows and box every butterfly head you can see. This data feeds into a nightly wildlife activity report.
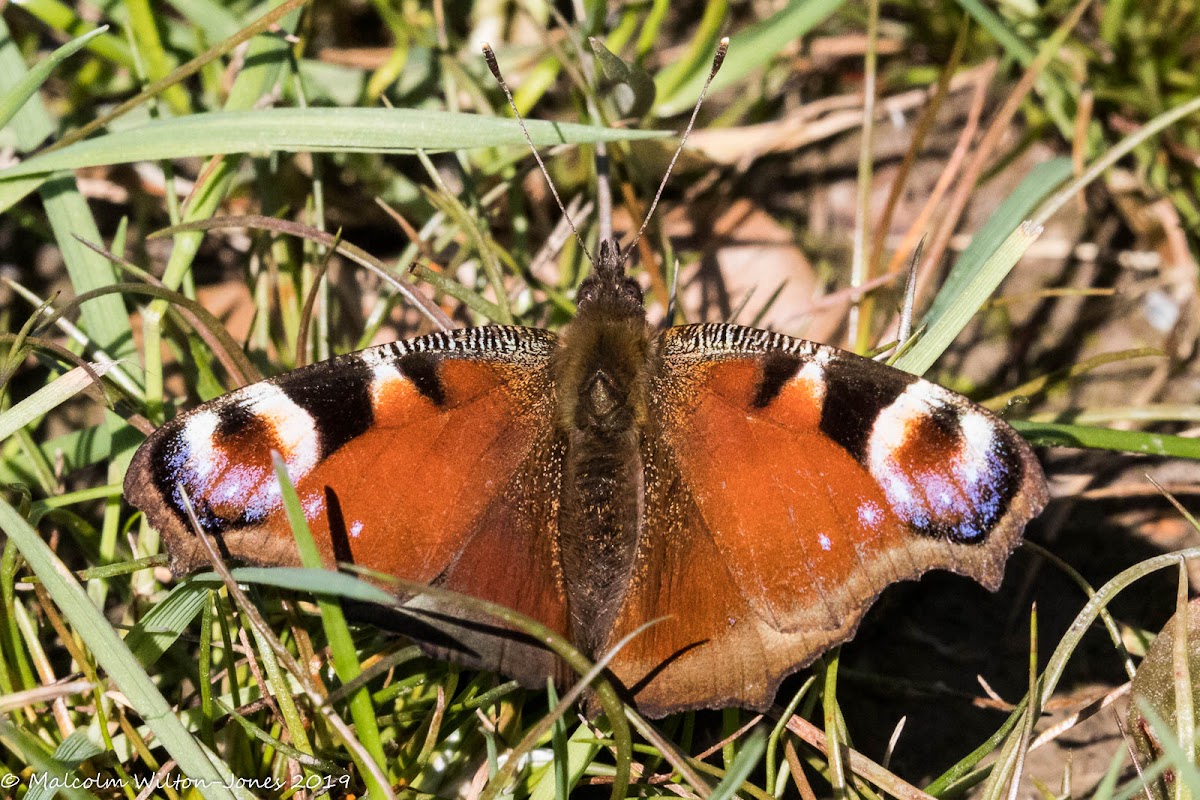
[556,238,652,436]
[575,239,644,322]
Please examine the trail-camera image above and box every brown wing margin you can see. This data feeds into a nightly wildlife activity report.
[124,326,573,689]
[605,324,1047,717]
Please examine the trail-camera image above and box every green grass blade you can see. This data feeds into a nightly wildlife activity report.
[168,0,245,41]
[0,721,96,800]
[1172,563,1196,780]
[635,0,671,57]
[242,623,315,779]
[0,108,667,180]
[121,582,212,668]
[652,0,727,109]
[0,426,111,485]
[931,548,1200,796]
[1013,421,1200,459]
[894,157,1073,375]
[43,0,309,152]
[0,175,48,213]
[191,567,398,603]
[1092,744,1130,800]
[0,499,235,799]
[951,0,1036,65]
[139,6,300,423]
[529,722,604,800]
[0,364,111,444]
[271,454,388,776]
[0,18,137,366]
[1133,702,1200,798]
[53,730,105,764]
[23,730,107,800]
[656,0,846,115]
[1032,93,1200,229]
[125,0,191,115]
[1041,548,1200,709]
[10,0,133,66]
[710,727,768,800]
[897,91,1200,377]
[0,26,108,131]
[412,263,507,321]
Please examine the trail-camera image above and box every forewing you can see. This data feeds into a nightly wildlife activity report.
[607,324,1047,716]
[125,326,570,687]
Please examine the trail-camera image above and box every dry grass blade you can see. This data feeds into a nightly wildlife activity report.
[626,709,715,796]
[881,59,995,280]
[848,0,880,351]
[912,0,1093,309]
[151,215,455,331]
[0,680,96,714]
[785,714,935,800]
[868,20,967,275]
[1032,684,1133,752]
[694,715,765,761]
[295,228,343,368]
[983,348,1165,411]
[69,237,262,385]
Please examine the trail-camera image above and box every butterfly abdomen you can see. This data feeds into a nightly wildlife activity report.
[553,303,657,655]
[559,427,644,654]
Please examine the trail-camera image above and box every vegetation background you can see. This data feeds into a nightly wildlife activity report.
[1,0,1200,797]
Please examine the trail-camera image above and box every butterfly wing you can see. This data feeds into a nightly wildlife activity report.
[125,326,570,687]
[605,324,1047,716]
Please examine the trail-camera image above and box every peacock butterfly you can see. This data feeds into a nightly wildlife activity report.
[123,44,1048,719]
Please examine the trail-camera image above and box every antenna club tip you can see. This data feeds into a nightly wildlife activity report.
[710,39,729,76]
[482,44,502,78]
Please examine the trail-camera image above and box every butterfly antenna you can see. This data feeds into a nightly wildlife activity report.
[483,43,593,263]
[621,37,729,269]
